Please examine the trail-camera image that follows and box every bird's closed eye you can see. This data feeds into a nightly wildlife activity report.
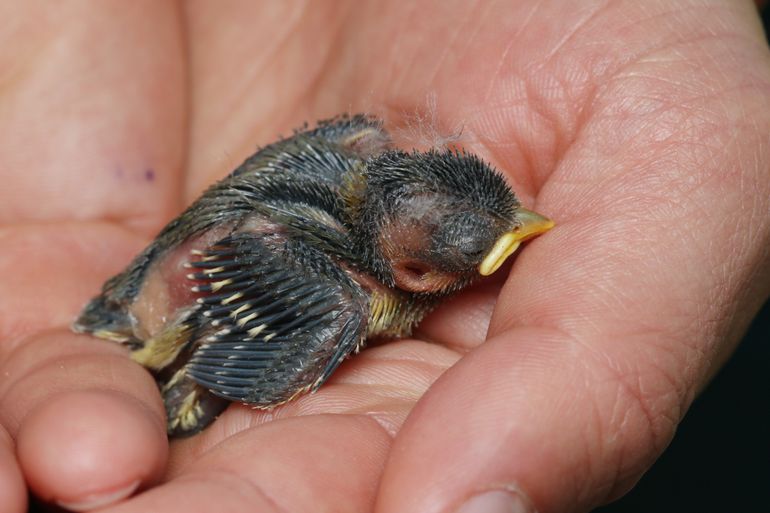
[461,247,486,259]
[455,237,488,260]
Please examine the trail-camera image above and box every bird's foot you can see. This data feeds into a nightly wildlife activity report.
[162,369,228,436]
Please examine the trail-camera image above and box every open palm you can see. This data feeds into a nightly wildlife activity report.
[1,2,769,512]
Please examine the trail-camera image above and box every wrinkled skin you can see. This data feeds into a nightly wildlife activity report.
[1,2,769,512]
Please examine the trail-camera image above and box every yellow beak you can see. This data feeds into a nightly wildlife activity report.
[478,208,554,276]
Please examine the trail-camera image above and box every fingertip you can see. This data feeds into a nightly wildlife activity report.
[0,425,27,513]
[17,389,168,510]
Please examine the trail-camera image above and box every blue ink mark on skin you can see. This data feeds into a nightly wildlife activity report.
[144,168,155,182]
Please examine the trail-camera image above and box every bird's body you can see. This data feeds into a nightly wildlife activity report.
[73,114,553,436]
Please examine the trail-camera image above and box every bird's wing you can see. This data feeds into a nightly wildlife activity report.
[233,114,390,187]
[300,113,391,159]
[184,232,369,405]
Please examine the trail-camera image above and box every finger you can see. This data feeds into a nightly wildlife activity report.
[0,331,168,511]
[376,211,768,513]
[416,274,511,351]
[0,222,166,509]
[98,415,390,513]
[163,339,458,466]
[375,5,770,513]
[0,1,185,234]
[0,74,177,505]
[0,425,26,513]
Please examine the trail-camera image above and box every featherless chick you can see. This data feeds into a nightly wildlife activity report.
[73,114,554,436]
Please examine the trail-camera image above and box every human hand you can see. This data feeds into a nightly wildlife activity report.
[1,2,769,512]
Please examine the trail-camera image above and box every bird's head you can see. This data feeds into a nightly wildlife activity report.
[348,150,554,294]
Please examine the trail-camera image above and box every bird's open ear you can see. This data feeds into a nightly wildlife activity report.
[390,259,459,293]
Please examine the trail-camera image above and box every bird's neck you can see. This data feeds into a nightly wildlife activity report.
[367,288,439,338]
[345,268,439,339]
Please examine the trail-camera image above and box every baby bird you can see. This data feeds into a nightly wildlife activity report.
[72,114,554,436]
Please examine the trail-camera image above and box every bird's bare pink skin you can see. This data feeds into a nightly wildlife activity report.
[129,217,290,341]
[128,239,207,340]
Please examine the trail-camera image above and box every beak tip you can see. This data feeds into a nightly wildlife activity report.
[476,209,554,277]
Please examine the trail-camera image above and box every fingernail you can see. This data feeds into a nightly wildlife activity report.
[56,479,140,511]
[455,489,535,513]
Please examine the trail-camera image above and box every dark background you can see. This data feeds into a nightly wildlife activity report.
[595,7,770,512]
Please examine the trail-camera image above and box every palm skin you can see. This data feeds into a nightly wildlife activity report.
[1,2,769,513]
